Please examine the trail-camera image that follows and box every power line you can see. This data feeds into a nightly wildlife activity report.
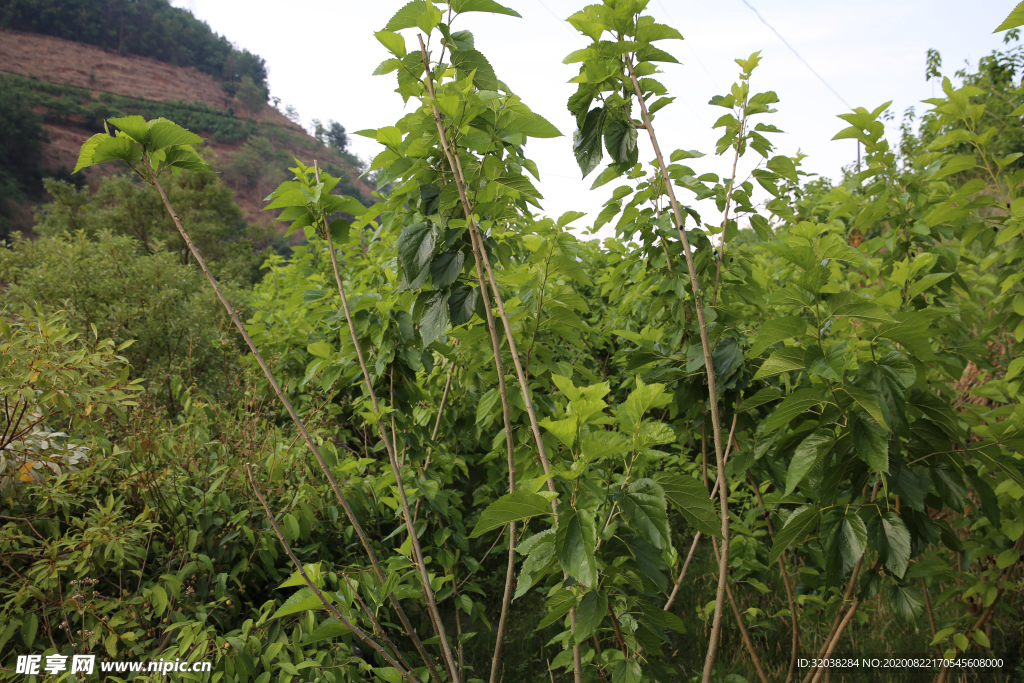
[739,0,853,110]
[656,0,723,92]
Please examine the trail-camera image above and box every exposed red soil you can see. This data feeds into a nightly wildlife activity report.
[1,28,371,230]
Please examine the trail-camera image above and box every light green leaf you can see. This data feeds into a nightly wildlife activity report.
[384,0,442,33]
[451,0,521,17]
[375,30,407,58]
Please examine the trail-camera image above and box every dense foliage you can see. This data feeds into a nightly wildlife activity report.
[4,2,1024,683]
[0,0,269,98]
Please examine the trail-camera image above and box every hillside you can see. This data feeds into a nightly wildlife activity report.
[0,26,372,230]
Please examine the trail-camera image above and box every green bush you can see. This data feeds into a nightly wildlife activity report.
[0,230,239,407]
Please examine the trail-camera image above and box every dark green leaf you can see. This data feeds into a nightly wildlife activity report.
[470,491,553,538]
[656,473,721,538]
[619,479,670,549]
[572,590,607,643]
[769,506,820,565]
[749,316,806,357]
[397,222,438,277]
[604,118,639,166]
[868,511,911,579]
[573,107,606,178]
[556,507,598,587]
[450,0,522,17]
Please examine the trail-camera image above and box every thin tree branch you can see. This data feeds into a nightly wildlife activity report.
[244,464,419,683]
[624,56,730,683]
[144,158,441,683]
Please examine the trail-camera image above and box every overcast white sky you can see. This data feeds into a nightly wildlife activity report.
[174,0,1017,239]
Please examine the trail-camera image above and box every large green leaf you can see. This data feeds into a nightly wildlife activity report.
[452,0,521,16]
[764,388,823,432]
[868,511,911,579]
[851,414,889,472]
[448,284,480,326]
[618,479,670,549]
[470,491,553,538]
[556,507,598,587]
[656,473,721,537]
[995,1,1024,32]
[749,316,806,357]
[302,617,351,644]
[73,134,142,173]
[146,118,203,150]
[785,430,833,493]
[451,48,499,90]
[430,249,465,288]
[416,291,450,346]
[574,107,606,177]
[753,347,805,379]
[841,384,890,431]
[271,588,330,620]
[828,292,895,323]
[604,118,638,167]
[572,590,607,643]
[769,506,820,565]
[384,0,442,32]
[397,222,437,277]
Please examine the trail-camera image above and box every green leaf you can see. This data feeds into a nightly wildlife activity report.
[622,376,669,423]
[656,473,721,538]
[737,387,782,412]
[868,511,911,579]
[397,222,437,277]
[841,384,890,431]
[108,115,150,145]
[451,48,500,90]
[146,119,203,150]
[604,118,638,167]
[749,316,807,357]
[73,134,142,173]
[451,0,522,17]
[769,506,820,565]
[572,590,607,643]
[786,430,833,493]
[307,341,333,359]
[375,30,408,58]
[470,491,553,538]
[851,414,889,472]
[619,479,670,549]
[556,507,598,587]
[384,0,442,33]
[540,416,578,449]
[764,388,823,432]
[884,582,923,624]
[611,659,642,683]
[828,292,895,323]
[302,618,351,644]
[417,291,451,346]
[159,146,210,173]
[573,107,606,178]
[753,347,805,379]
[430,249,465,288]
[448,285,480,326]
[271,588,328,620]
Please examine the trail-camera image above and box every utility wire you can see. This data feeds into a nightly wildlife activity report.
[656,0,723,92]
[740,0,853,110]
